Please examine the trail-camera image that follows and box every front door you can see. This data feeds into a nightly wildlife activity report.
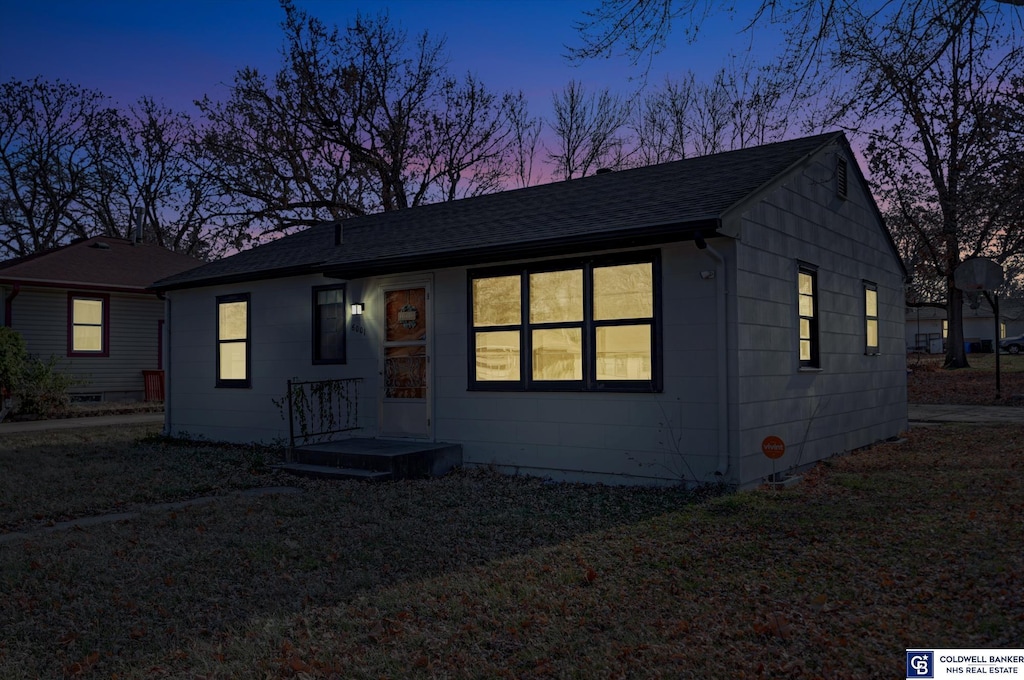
[380,284,430,438]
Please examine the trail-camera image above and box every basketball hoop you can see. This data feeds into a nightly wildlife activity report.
[953,257,1005,399]
[954,257,1004,293]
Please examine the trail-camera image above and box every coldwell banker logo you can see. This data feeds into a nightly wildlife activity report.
[906,650,934,678]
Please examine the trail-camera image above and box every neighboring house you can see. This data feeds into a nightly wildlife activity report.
[152,132,908,489]
[907,297,1024,353]
[0,236,201,402]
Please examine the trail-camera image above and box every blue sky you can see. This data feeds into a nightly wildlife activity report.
[1,0,779,116]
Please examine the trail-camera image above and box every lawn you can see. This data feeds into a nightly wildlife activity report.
[1,422,1021,678]
[908,352,1024,405]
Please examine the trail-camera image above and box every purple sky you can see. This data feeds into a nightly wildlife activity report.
[1,0,779,117]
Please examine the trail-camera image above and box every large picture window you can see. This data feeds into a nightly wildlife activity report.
[312,284,346,364]
[216,293,250,388]
[68,293,109,357]
[469,252,660,391]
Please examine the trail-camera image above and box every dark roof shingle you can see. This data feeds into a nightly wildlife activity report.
[0,236,202,290]
[153,133,843,290]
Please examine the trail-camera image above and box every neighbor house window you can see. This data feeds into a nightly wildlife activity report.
[469,252,660,391]
[312,284,346,364]
[798,265,820,368]
[68,293,109,357]
[942,320,948,339]
[216,293,250,388]
[864,282,879,355]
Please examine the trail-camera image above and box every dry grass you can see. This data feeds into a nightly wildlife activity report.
[907,352,1024,404]
[1,423,1022,678]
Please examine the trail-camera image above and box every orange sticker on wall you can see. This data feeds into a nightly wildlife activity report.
[761,436,785,459]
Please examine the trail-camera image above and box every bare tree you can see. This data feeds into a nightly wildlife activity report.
[199,2,522,240]
[198,63,370,241]
[569,0,717,76]
[829,2,1024,367]
[570,0,1024,368]
[632,75,693,165]
[85,97,236,259]
[0,80,238,261]
[547,80,632,180]
[507,91,544,188]
[0,78,118,259]
[631,59,787,164]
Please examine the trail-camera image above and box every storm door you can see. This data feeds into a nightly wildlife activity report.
[380,285,430,438]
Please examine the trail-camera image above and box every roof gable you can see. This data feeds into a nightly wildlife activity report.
[0,237,202,291]
[154,132,892,290]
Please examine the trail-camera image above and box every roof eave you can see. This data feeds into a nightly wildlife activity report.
[150,263,327,293]
[324,218,723,280]
[0,277,155,294]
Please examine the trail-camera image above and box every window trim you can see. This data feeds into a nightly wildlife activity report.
[797,263,820,369]
[468,251,662,392]
[67,292,110,357]
[864,281,879,356]
[215,292,251,389]
[311,283,347,365]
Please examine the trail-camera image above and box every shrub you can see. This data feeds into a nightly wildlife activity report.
[17,355,79,418]
[0,326,28,396]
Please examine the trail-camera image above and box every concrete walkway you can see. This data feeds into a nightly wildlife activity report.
[907,403,1024,425]
[0,412,164,434]
[0,486,303,545]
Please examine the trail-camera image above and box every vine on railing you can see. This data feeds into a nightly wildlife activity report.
[281,377,362,448]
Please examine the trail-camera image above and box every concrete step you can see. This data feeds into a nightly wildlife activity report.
[289,438,462,479]
[273,462,393,481]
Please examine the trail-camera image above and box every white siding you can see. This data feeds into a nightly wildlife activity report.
[165,249,727,486]
[163,143,907,488]
[166,275,377,443]
[729,143,907,486]
[429,245,724,486]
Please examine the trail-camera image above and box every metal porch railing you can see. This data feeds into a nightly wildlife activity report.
[285,377,362,449]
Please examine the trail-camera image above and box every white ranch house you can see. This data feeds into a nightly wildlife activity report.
[153,132,908,489]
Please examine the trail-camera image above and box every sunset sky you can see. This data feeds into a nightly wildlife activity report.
[1,0,778,117]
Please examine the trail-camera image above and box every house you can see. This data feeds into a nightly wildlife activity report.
[151,132,908,489]
[906,298,1024,354]
[0,236,201,402]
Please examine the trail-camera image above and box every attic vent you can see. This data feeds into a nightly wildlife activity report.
[89,242,111,250]
[836,157,848,200]
[595,167,613,175]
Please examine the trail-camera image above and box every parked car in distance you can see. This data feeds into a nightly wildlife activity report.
[1000,334,1024,354]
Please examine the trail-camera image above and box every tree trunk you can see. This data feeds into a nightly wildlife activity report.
[944,282,969,369]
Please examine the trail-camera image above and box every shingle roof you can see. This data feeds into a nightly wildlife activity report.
[153,132,846,291]
[0,236,202,291]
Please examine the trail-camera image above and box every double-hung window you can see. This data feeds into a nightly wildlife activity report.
[68,293,109,357]
[798,265,820,368]
[216,293,250,388]
[470,252,660,391]
[312,284,346,364]
[864,282,879,355]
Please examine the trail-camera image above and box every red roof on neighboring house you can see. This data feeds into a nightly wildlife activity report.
[0,237,202,291]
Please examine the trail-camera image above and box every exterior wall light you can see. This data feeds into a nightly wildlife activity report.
[350,302,365,315]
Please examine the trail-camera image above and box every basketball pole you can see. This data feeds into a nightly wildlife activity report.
[955,258,1004,401]
[983,291,1001,399]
